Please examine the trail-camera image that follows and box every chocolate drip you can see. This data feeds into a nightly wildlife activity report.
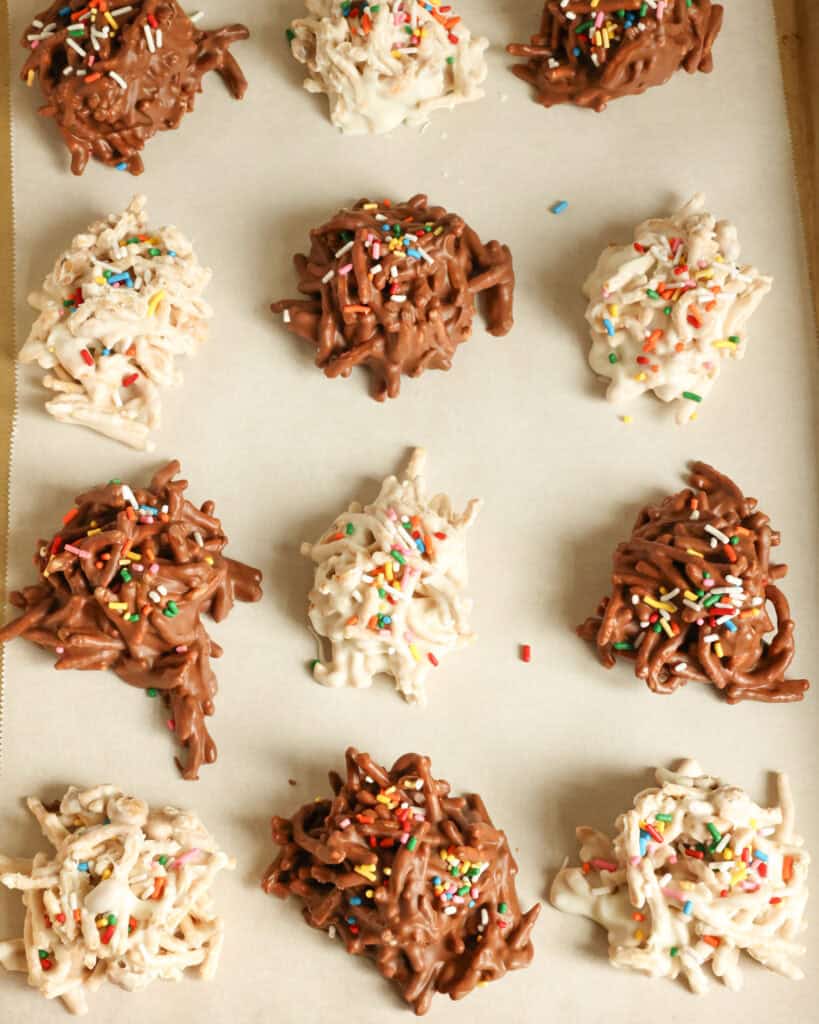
[21,0,248,175]
[508,0,723,112]
[0,460,262,778]
[271,194,515,401]
[578,462,809,704]
[262,747,539,1015]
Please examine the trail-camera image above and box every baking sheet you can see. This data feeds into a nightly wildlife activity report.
[2,1,818,1022]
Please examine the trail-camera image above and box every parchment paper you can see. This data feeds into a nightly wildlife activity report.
[2,2,818,1022]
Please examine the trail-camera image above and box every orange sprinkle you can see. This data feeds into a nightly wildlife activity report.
[345,615,359,627]
[702,935,721,948]
[85,73,102,83]
[783,856,794,882]
[151,877,166,900]
[675,342,686,353]
[62,507,79,525]
[343,304,370,315]
[723,544,737,563]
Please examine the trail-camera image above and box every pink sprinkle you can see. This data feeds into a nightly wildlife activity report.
[591,859,618,873]
[149,563,159,574]
[338,264,353,276]
[133,564,144,573]
[166,719,175,731]
[470,887,479,898]
[56,646,65,655]
[172,848,201,867]
[629,856,641,866]
[594,10,604,27]
[400,833,409,845]
[64,543,90,559]
[372,243,381,260]
[175,645,188,654]
[662,887,686,902]
[387,507,397,521]
[657,1,665,18]
[668,854,678,865]
[339,818,351,830]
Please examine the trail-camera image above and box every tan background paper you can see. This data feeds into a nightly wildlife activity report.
[1,2,818,1022]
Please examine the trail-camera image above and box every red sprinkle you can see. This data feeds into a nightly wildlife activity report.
[100,925,115,945]
[520,644,532,663]
[80,349,94,366]
[122,372,139,387]
[428,652,439,667]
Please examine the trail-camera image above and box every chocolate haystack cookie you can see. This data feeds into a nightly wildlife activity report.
[21,1,249,175]
[0,461,262,778]
[271,194,515,401]
[508,0,723,112]
[262,747,539,1014]
[578,463,809,704]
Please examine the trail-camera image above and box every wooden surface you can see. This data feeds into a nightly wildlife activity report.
[775,0,819,336]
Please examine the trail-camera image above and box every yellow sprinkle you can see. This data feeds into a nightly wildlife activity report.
[660,617,674,638]
[104,11,118,28]
[634,929,644,941]
[409,644,421,662]
[354,864,377,880]
[204,556,214,565]
[622,415,633,425]
[680,881,695,891]
[147,290,165,317]
[643,596,675,613]
[87,528,102,536]
[715,642,725,658]
[383,867,391,876]
[26,69,35,86]
[695,269,714,280]
[365,889,374,898]
[730,867,747,886]
[685,548,704,558]
[124,552,141,561]
[608,304,619,317]
[713,341,735,349]
[108,602,128,611]
[95,277,106,285]
[385,561,394,582]
[723,848,733,860]
[635,372,647,382]
[594,29,602,45]
[102,867,112,879]
[684,590,699,602]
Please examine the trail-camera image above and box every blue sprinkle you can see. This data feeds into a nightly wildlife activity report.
[381,225,391,232]
[349,896,362,906]
[407,248,423,259]
[346,916,356,924]
[116,162,128,172]
[603,318,615,336]
[139,504,158,514]
[724,619,738,633]
[78,861,89,872]
[573,46,581,56]
[468,900,475,907]
[432,876,441,886]
[101,348,111,356]
[683,900,693,915]
[551,200,569,215]
[108,272,130,284]
[59,5,70,15]
[167,250,177,257]
[754,850,768,862]
[382,616,392,625]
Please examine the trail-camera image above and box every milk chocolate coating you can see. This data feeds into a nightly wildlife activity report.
[271,194,515,401]
[578,463,809,704]
[508,0,723,112]
[262,747,540,1015]
[21,1,248,175]
[0,461,262,778]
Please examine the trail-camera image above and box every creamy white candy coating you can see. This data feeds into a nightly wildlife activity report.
[552,760,808,994]
[0,785,234,1015]
[584,195,772,423]
[287,0,488,135]
[302,448,480,703]
[20,195,212,451]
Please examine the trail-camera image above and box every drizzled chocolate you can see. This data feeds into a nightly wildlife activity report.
[508,0,723,112]
[578,463,809,704]
[21,1,249,175]
[262,747,539,1015]
[271,194,515,401]
[0,461,262,778]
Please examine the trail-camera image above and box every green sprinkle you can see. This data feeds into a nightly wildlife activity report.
[613,642,633,651]
[38,949,48,960]
[345,522,355,536]
[377,588,386,599]
[663,305,672,316]
[125,237,139,245]
[670,946,679,957]
[703,571,711,579]
[167,600,178,614]
[309,659,319,670]
[457,885,470,896]
[147,688,158,698]
[158,855,169,866]
[639,2,648,14]
[656,813,673,823]
[120,569,132,583]
[407,836,418,852]
[682,391,702,402]
[390,549,406,565]
[576,19,593,33]
[653,623,663,634]
[499,902,508,914]
[729,335,740,344]
[63,299,73,308]
[730,536,740,546]
[707,823,722,843]
[646,289,660,300]
[148,247,161,257]
[108,914,117,926]
[703,594,720,608]
[446,55,455,64]
[128,614,140,623]
[286,28,295,41]
[608,352,618,364]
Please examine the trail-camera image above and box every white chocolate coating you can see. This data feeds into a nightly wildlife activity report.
[0,785,234,1015]
[584,195,772,423]
[288,0,488,135]
[302,448,480,703]
[20,195,212,451]
[551,760,809,994]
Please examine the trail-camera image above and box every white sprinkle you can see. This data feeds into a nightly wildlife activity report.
[705,523,730,544]
[418,247,434,265]
[361,573,374,583]
[566,10,576,19]
[631,594,640,605]
[322,269,335,284]
[391,294,407,303]
[328,925,336,940]
[148,591,161,604]
[62,66,75,76]
[369,263,383,275]
[690,509,701,520]
[443,906,457,916]
[590,886,614,896]
[32,18,43,27]
[390,265,398,279]
[282,309,291,324]
[683,599,702,613]
[66,37,87,57]
[109,70,128,89]
[659,873,672,888]
[674,662,687,673]
[704,633,719,643]
[112,391,123,408]
[715,833,731,853]
[715,613,737,626]
[189,11,205,23]
[725,574,743,587]
[751,596,764,607]
[663,588,680,601]
[111,6,134,15]
[334,240,354,258]
[120,484,139,508]
[156,28,163,47]
[157,584,168,596]
[144,24,155,52]
[193,530,204,547]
